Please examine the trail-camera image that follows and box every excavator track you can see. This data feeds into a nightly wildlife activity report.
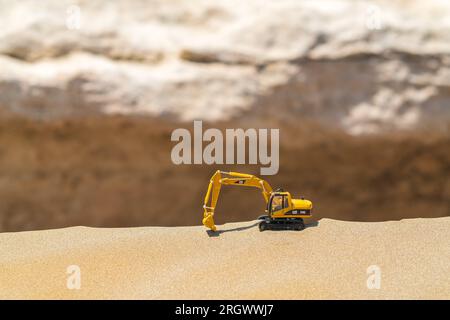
[258,218,305,232]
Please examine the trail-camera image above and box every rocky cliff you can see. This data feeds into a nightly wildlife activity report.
[1,0,450,133]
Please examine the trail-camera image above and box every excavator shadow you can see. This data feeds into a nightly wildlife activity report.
[206,220,319,237]
[206,222,259,237]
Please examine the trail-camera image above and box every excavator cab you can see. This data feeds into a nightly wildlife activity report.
[268,192,291,216]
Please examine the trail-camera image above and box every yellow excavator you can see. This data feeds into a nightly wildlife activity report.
[202,170,313,232]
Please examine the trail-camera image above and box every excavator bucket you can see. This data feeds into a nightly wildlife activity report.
[202,213,217,231]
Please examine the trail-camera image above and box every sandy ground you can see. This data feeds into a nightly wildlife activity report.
[0,217,449,299]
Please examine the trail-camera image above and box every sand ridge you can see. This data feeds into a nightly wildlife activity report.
[0,217,449,299]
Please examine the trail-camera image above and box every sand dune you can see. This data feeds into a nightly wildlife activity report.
[0,217,449,299]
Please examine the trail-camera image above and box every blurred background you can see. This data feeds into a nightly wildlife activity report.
[0,0,449,232]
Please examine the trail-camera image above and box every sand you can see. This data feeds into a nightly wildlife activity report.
[0,217,449,299]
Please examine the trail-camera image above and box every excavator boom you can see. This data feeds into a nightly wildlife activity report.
[202,171,273,231]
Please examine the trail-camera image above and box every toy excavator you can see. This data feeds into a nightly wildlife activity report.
[202,171,313,232]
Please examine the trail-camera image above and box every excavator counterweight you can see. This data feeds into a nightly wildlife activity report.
[202,170,313,232]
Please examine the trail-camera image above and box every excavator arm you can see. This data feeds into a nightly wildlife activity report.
[202,170,273,231]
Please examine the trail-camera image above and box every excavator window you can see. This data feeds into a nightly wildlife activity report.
[271,195,285,213]
[284,197,289,208]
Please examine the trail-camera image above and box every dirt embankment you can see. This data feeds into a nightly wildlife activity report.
[0,115,448,232]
